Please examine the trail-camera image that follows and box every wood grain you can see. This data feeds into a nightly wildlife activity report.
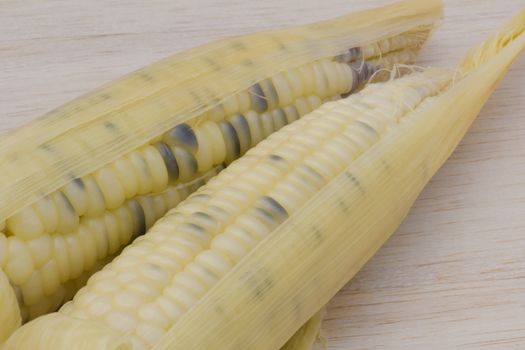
[1,0,524,348]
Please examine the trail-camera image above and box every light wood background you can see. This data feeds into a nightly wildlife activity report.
[1,0,525,348]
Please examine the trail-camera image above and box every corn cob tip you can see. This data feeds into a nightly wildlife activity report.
[460,9,525,72]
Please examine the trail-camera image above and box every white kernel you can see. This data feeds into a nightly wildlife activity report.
[241,111,261,147]
[285,68,304,97]
[312,62,329,98]
[321,60,342,96]
[143,145,169,193]
[211,234,249,262]
[112,206,134,246]
[52,235,70,283]
[40,259,60,295]
[91,280,120,294]
[235,215,271,241]
[151,194,168,220]
[162,188,181,211]
[193,127,214,172]
[334,62,349,94]
[68,308,89,320]
[83,217,108,260]
[163,285,196,310]
[222,95,239,115]
[52,192,80,234]
[137,263,170,288]
[20,271,44,306]
[111,157,139,199]
[5,236,34,285]
[137,196,157,230]
[271,109,287,131]
[260,112,274,138]
[26,235,52,268]
[237,90,251,113]
[113,289,144,309]
[83,176,106,217]
[184,263,218,289]
[104,213,122,255]
[7,206,45,240]
[138,303,169,328]
[307,95,323,110]
[200,121,225,166]
[88,295,112,317]
[77,226,98,272]
[127,281,158,300]
[106,311,137,333]
[136,322,166,346]
[283,105,300,123]
[294,98,311,117]
[157,244,192,266]
[344,64,358,93]
[62,180,89,216]
[33,196,58,234]
[194,250,232,276]
[65,233,84,279]
[116,271,140,284]
[156,295,184,322]
[128,151,153,195]
[173,147,198,182]
[207,104,225,122]
[94,166,126,210]
[227,225,260,248]
[127,337,147,350]
[269,183,308,213]
[171,271,207,297]
[297,64,315,96]
[60,300,74,314]
[272,72,294,106]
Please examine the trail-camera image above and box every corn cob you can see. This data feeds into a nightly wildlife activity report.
[0,0,440,330]
[5,10,523,350]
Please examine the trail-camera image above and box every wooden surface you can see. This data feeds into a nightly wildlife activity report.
[1,0,525,348]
